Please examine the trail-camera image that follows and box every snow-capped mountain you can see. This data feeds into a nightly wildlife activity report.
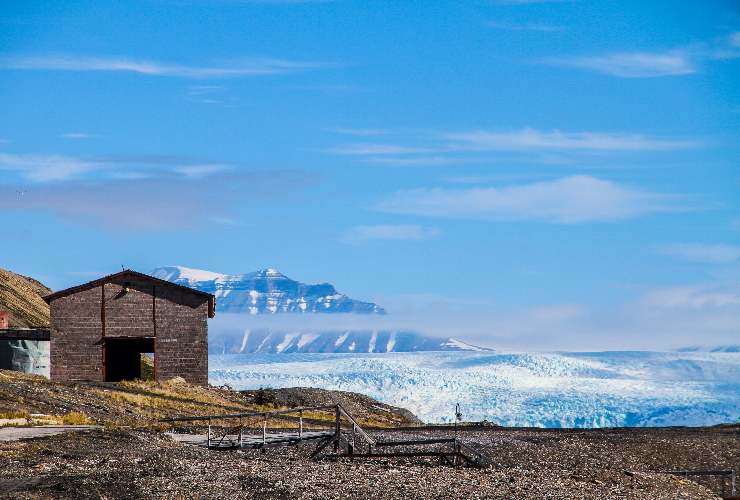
[152,266,491,353]
[150,266,385,315]
[209,351,740,427]
[209,329,489,354]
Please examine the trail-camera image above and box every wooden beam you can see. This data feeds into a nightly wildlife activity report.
[0,329,50,341]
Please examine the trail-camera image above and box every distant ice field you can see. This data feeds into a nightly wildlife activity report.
[208,351,740,428]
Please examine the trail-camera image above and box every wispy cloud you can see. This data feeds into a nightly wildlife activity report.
[641,283,740,309]
[378,175,682,224]
[731,32,740,48]
[332,128,390,137]
[443,128,693,151]
[496,0,572,4]
[658,243,740,264]
[343,224,440,242]
[366,156,462,166]
[0,152,233,183]
[487,21,563,32]
[173,164,230,178]
[549,51,695,78]
[0,55,327,78]
[324,127,695,165]
[0,153,103,182]
[60,132,93,140]
[549,32,740,78]
[226,0,334,3]
[324,144,434,155]
[0,171,309,230]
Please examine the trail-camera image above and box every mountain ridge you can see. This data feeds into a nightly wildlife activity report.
[153,265,492,354]
[151,265,385,315]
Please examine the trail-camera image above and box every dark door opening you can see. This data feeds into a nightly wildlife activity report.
[104,337,155,382]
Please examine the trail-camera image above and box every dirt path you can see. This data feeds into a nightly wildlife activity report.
[0,425,101,442]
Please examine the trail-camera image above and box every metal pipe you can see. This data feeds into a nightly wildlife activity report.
[299,411,303,438]
[262,417,267,445]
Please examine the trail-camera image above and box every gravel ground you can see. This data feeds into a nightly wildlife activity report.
[0,425,736,499]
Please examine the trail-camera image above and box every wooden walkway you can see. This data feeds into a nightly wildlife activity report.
[166,430,334,449]
[161,404,491,468]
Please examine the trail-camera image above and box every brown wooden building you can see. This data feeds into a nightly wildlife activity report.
[44,270,215,385]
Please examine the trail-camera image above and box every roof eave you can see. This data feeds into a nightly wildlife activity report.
[43,269,216,306]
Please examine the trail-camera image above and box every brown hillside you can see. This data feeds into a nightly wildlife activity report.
[0,268,51,327]
[0,370,420,428]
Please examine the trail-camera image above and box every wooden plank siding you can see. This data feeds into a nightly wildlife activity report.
[46,271,212,385]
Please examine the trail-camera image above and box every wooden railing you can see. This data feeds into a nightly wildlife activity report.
[161,404,490,468]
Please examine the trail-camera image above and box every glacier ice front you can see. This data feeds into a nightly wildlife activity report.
[208,351,740,428]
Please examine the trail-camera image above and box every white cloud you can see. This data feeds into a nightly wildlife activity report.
[366,156,461,166]
[444,128,693,151]
[0,55,325,78]
[658,243,740,264]
[0,170,308,230]
[0,152,238,183]
[343,224,439,242]
[550,51,695,78]
[550,33,740,78]
[173,164,230,178]
[496,0,571,4]
[730,32,740,48]
[326,128,694,162]
[324,144,433,155]
[378,175,680,224]
[333,128,389,137]
[60,132,93,139]
[487,21,563,32]
[0,153,103,182]
[640,284,740,309]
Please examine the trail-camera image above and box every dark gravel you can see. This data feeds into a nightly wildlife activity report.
[1,424,736,499]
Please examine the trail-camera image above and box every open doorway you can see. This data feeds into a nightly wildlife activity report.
[104,337,155,382]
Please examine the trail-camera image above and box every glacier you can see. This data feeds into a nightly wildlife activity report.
[209,351,740,428]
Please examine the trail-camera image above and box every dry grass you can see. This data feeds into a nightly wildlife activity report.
[60,411,93,425]
[0,410,30,420]
[0,370,407,432]
[0,267,51,327]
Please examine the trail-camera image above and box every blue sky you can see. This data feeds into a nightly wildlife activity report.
[1,0,739,349]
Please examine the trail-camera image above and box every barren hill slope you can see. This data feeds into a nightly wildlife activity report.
[0,268,51,327]
[0,370,420,428]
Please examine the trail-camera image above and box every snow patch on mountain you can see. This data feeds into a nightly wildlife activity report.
[209,351,740,427]
[208,329,491,354]
[677,344,740,353]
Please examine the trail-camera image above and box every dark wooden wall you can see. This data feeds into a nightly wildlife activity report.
[49,274,209,385]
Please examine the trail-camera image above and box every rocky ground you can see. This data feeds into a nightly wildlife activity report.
[0,424,737,499]
[0,370,418,428]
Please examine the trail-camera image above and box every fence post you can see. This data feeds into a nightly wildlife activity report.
[349,423,355,457]
[262,416,267,445]
[299,411,303,438]
[207,418,211,448]
[238,417,243,448]
[334,406,341,452]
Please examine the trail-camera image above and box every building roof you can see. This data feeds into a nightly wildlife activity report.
[43,270,216,318]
